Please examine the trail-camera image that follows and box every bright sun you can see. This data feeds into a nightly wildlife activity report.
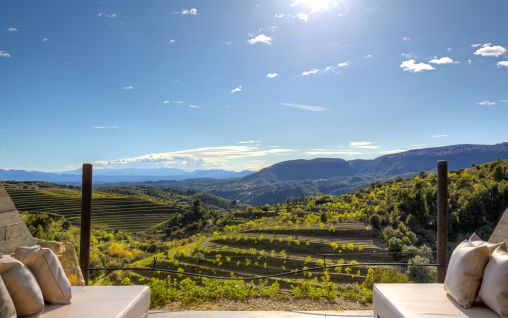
[294,0,338,13]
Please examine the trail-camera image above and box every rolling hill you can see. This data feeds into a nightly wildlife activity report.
[142,142,508,204]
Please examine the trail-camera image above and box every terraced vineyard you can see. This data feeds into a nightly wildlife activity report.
[5,186,183,232]
[129,221,393,293]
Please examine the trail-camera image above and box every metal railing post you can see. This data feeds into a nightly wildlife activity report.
[79,163,93,285]
[436,160,448,283]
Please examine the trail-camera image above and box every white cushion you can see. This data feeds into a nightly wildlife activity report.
[15,245,72,304]
[42,286,150,318]
[444,233,503,308]
[478,246,508,317]
[0,254,45,317]
[374,283,499,318]
[0,274,16,318]
[470,232,506,253]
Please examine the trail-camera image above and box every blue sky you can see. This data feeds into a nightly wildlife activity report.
[1,0,507,172]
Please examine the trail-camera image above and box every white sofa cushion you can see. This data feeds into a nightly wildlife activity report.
[374,283,499,318]
[0,254,45,317]
[15,245,72,304]
[444,233,503,308]
[0,274,16,318]
[478,246,508,317]
[42,286,150,318]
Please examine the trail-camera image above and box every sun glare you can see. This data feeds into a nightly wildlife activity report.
[292,0,338,13]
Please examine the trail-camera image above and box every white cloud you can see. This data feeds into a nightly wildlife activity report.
[225,41,233,46]
[163,100,184,104]
[497,61,508,68]
[401,52,413,59]
[382,149,407,155]
[238,140,261,144]
[274,12,285,18]
[122,85,135,90]
[7,27,18,32]
[181,8,198,15]
[94,145,295,171]
[432,134,448,138]
[429,57,455,65]
[296,13,310,22]
[0,51,11,58]
[301,61,348,76]
[365,54,373,59]
[280,102,328,112]
[266,72,279,79]
[93,126,119,129]
[302,68,319,76]
[471,43,482,48]
[41,38,48,42]
[189,104,201,109]
[402,36,411,42]
[98,12,117,18]
[230,85,242,93]
[169,39,176,44]
[478,100,496,107]
[248,34,272,45]
[500,99,508,103]
[350,141,380,149]
[474,43,507,57]
[400,59,435,73]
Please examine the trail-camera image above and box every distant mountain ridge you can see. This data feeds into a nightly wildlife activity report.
[2,143,508,204]
[143,142,508,204]
[251,142,508,181]
[0,168,254,184]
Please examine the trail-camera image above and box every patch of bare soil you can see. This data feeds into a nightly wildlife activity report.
[161,297,371,311]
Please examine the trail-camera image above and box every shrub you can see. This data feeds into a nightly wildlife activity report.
[407,256,436,283]
[369,213,381,229]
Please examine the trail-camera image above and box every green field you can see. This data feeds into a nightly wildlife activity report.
[5,186,182,232]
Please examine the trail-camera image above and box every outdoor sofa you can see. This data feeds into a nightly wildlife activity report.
[373,208,508,318]
[0,184,150,318]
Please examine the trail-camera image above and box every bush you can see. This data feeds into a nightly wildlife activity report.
[407,256,436,283]
[363,267,409,290]
[369,213,381,229]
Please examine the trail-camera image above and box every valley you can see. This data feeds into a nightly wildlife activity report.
[7,159,508,308]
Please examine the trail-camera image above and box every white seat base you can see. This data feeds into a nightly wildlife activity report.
[43,285,150,318]
[373,284,498,318]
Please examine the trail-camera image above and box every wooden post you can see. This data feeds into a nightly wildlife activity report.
[436,160,448,283]
[79,163,93,285]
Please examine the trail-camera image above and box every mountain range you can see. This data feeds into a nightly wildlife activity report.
[135,142,508,204]
[0,168,253,184]
[2,142,508,204]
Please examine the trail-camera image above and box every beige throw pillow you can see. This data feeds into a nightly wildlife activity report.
[469,232,506,253]
[0,254,44,317]
[0,274,16,318]
[478,246,508,317]
[444,233,504,308]
[15,245,72,304]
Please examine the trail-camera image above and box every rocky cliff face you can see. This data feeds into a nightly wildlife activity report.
[0,184,35,254]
